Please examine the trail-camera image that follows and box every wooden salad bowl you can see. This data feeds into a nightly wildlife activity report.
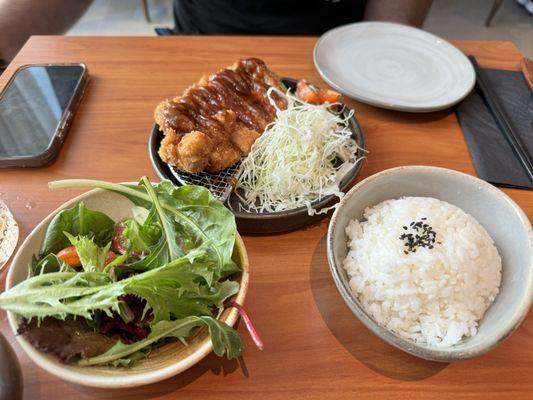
[5,187,249,388]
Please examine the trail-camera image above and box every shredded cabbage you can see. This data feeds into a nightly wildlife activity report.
[235,88,362,215]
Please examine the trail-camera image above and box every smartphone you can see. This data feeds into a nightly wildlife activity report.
[0,63,88,167]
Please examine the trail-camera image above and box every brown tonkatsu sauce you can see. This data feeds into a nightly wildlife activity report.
[155,58,286,173]
[161,58,283,137]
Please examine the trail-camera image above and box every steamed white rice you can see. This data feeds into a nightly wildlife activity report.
[343,196,502,348]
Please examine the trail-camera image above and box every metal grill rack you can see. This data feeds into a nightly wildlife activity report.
[169,162,242,202]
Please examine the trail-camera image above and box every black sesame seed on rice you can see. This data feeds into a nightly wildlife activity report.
[399,218,438,254]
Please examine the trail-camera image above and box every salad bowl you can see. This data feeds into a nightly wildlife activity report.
[5,186,249,388]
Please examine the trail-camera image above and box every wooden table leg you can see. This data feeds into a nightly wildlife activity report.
[141,0,151,23]
[485,0,504,26]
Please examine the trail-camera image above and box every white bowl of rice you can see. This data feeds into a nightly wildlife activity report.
[327,166,533,361]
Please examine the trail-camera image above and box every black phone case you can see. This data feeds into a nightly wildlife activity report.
[0,63,89,168]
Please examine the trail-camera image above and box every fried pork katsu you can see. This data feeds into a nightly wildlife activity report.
[155,58,286,173]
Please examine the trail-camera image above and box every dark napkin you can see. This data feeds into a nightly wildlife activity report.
[456,68,533,189]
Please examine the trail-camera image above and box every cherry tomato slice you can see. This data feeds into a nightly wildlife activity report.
[296,80,320,103]
[57,246,81,268]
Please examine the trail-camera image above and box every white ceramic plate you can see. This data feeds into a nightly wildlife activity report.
[314,22,476,112]
[0,200,18,271]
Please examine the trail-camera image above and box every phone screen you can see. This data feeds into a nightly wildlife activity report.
[0,65,85,159]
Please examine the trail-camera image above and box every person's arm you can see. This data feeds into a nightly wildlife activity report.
[364,0,433,27]
[0,0,93,63]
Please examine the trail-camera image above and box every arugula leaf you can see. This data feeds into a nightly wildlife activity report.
[119,210,165,272]
[48,179,239,279]
[124,261,204,323]
[137,208,162,246]
[1,259,242,364]
[1,254,239,325]
[39,202,115,257]
[108,348,151,367]
[131,205,149,225]
[78,315,244,366]
[120,218,160,254]
[85,310,102,332]
[125,261,239,322]
[31,254,72,275]
[200,316,244,359]
[0,271,122,320]
[198,279,240,307]
[64,233,111,272]
[159,279,239,319]
[155,181,238,277]
[127,237,168,271]
[123,257,237,322]
[141,177,184,261]
[102,253,129,275]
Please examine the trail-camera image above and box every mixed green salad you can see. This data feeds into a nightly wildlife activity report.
[0,177,254,367]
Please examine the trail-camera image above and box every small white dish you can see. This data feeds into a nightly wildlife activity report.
[5,188,249,388]
[314,22,475,112]
[0,200,18,271]
[327,166,533,361]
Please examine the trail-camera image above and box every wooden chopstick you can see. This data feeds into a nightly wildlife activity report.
[468,55,533,183]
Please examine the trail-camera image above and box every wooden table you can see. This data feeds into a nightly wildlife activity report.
[0,37,531,399]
